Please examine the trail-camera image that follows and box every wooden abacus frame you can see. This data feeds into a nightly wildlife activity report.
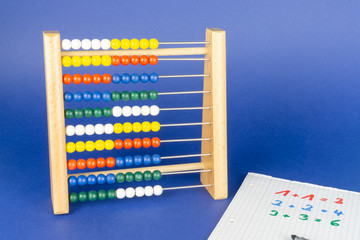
[43,28,227,215]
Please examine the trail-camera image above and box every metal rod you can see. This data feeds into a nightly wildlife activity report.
[159,107,211,111]
[162,169,211,175]
[159,74,209,78]
[161,153,211,160]
[163,184,212,191]
[158,58,209,61]
[158,90,210,95]
[159,42,210,45]
[160,122,210,127]
[160,138,211,143]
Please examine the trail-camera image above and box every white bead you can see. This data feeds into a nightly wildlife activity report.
[61,39,71,50]
[65,125,75,136]
[150,105,160,116]
[94,124,105,135]
[131,106,141,116]
[75,124,85,136]
[104,123,114,134]
[85,124,95,135]
[153,185,163,196]
[122,106,132,117]
[144,186,154,197]
[135,187,145,197]
[125,187,135,198]
[112,106,122,117]
[71,39,81,50]
[81,39,91,50]
[91,39,101,50]
[116,188,126,199]
[101,39,111,50]
[141,105,150,116]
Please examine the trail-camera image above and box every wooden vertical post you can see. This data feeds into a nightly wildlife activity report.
[43,31,69,214]
[201,28,228,199]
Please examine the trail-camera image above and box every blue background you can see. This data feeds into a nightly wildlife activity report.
[1,0,360,239]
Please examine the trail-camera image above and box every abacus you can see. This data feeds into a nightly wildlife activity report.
[43,28,227,215]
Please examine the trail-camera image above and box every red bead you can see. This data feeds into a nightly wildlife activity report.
[93,74,102,84]
[103,73,112,84]
[73,74,83,84]
[133,138,142,148]
[124,139,133,149]
[114,139,124,149]
[97,158,106,168]
[67,159,77,170]
[139,55,149,65]
[106,157,116,168]
[121,55,130,65]
[151,137,161,148]
[63,74,72,85]
[87,158,97,169]
[77,159,87,170]
[130,55,140,65]
[142,138,151,148]
[149,55,158,65]
[83,74,93,84]
[111,56,121,66]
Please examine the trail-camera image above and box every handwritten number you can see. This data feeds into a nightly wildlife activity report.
[301,204,313,211]
[334,210,344,217]
[270,210,278,216]
[271,200,283,206]
[275,190,290,196]
[334,198,343,204]
[331,220,341,226]
[299,214,309,221]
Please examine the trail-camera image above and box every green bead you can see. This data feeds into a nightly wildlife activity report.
[140,90,149,100]
[149,90,158,100]
[152,170,162,180]
[94,108,103,118]
[65,109,74,119]
[121,91,130,101]
[125,172,134,182]
[131,91,140,101]
[112,91,121,101]
[107,189,116,199]
[116,173,125,183]
[103,107,112,117]
[134,171,143,182]
[78,191,88,202]
[143,171,152,181]
[74,108,84,118]
[69,193,78,203]
[88,190,97,201]
[98,190,107,200]
[84,108,94,118]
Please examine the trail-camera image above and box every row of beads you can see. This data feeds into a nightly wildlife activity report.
[63,73,158,85]
[65,105,160,119]
[69,185,163,203]
[67,154,161,170]
[62,38,159,51]
[66,137,161,153]
[62,55,158,67]
[66,121,160,136]
[68,170,162,186]
[64,90,158,102]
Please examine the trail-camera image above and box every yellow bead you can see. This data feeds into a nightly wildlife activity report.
[66,142,76,153]
[102,55,112,66]
[105,140,114,150]
[130,39,140,49]
[142,121,151,132]
[111,39,121,49]
[92,55,102,66]
[86,141,95,152]
[149,38,159,49]
[121,39,130,49]
[114,123,123,134]
[139,39,149,49]
[76,141,86,152]
[82,56,92,66]
[132,122,142,133]
[95,140,105,151]
[151,121,161,132]
[62,56,72,67]
[123,122,132,133]
[72,56,82,67]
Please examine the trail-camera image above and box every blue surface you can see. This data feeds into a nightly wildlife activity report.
[1,0,360,239]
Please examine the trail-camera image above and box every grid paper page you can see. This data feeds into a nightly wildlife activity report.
[209,173,360,240]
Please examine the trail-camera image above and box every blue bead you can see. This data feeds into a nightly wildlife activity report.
[134,155,143,166]
[125,156,134,167]
[140,73,149,83]
[106,173,116,184]
[64,92,73,102]
[116,156,125,167]
[73,92,83,102]
[143,154,152,165]
[83,91,92,101]
[92,91,102,101]
[97,174,106,184]
[68,176,77,186]
[150,73,159,83]
[87,175,97,185]
[122,74,131,84]
[112,74,121,84]
[131,73,140,83]
[102,91,111,102]
[77,175,87,186]
[152,154,161,164]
